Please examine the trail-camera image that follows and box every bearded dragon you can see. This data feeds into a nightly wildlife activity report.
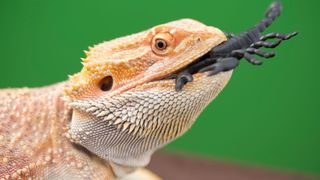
[0,2,297,179]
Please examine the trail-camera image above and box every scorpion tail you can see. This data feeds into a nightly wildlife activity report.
[265,1,282,19]
[256,1,282,32]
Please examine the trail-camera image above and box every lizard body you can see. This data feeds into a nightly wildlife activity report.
[0,19,230,179]
[0,83,115,179]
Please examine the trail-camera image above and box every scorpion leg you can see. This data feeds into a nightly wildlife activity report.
[199,57,240,76]
[232,49,263,65]
[251,39,282,48]
[260,32,298,41]
[243,52,263,65]
[246,47,275,58]
[174,57,219,91]
[175,70,194,91]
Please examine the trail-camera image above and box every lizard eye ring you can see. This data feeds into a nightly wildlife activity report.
[151,32,173,55]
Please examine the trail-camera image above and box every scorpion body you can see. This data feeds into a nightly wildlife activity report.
[175,1,298,91]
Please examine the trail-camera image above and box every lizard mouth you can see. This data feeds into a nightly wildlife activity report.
[163,51,211,79]
[155,49,212,81]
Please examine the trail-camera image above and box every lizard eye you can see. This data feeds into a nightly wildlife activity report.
[151,32,173,55]
[155,39,167,50]
[99,76,113,91]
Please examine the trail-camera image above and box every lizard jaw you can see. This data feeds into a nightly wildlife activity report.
[68,69,233,167]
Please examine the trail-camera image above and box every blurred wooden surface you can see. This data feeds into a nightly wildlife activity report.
[148,152,319,180]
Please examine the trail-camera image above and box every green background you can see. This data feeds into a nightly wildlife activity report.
[1,0,319,175]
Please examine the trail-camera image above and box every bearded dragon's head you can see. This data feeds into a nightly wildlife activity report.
[64,19,231,168]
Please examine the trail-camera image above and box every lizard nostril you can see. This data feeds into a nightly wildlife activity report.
[99,76,113,91]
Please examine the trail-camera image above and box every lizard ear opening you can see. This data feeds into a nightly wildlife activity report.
[99,76,113,91]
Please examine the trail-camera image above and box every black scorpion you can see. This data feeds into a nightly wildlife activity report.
[174,1,298,91]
